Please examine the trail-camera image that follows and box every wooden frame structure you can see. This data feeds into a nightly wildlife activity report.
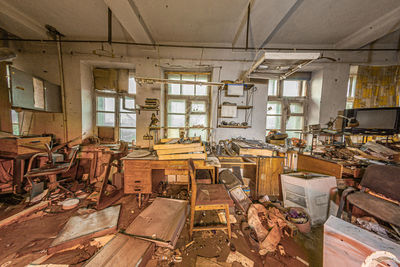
[188,159,231,239]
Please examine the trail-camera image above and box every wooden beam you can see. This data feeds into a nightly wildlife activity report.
[0,1,47,39]
[156,146,205,155]
[335,5,400,49]
[158,153,206,160]
[0,63,12,133]
[103,0,154,44]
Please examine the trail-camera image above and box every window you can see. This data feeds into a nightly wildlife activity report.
[266,79,307,139]
[346,75,356,109]
[165,72,210,141]
[95,73,136,142]
[11,110,19,135]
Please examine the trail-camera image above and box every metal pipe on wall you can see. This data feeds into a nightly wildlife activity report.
[56,35,68,142]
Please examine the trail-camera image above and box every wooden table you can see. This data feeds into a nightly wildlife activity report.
[122,155,219,206]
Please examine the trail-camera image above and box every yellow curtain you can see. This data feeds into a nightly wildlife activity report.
[353,65,400,108]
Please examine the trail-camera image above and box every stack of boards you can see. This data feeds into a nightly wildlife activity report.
[154,141,206,160]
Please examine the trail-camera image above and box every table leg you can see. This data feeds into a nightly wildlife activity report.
[14,159,25,194]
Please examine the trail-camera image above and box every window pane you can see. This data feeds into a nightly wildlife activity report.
[189,114,206,127]
[120,128,136,142]
[195,85,207,96]
[196,75,208,82]
[128,77,136,94]
[120,113,136,127]
[191,101,206,112]
[290,103,303,113]
[286,131,301,139]
[182,75,195,95]
[12,124,19,136]
[268,80,278,96]
[182,84,195,95]
[267,101,282,115]
[97,96,115,111]
[120,97,135,112]
[167,128,180,138]
[168,74,180,80]
[286,116,304,130]
[168,115,185,127]
[168,84,181,95]
[266,116,281,129]
[11,110,18,123]
[189,129,206,141]
[282,81,300,97]
[168,100,186,113]
[97,112,115,127]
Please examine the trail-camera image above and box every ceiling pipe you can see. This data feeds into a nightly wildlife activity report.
[0,37,399,52]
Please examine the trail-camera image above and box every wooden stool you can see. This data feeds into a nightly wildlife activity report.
[188,159,233,239]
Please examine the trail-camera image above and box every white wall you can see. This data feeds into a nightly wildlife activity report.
[9,41,399,145]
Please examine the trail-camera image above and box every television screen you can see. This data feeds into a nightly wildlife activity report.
[356,109,397,129]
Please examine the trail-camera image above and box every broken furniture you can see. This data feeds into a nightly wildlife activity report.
[281,172,337,225]
[297,153,357,178]
[219,169,252,212]
[122,154,218,206]
[188,158,233,239]
[84,234,154,267]
[48,205,121,254]
[24,145,79,194]
[124,197,188,249]
[0,136,51,193]
[324,215,400,267]
[337,164,400,228]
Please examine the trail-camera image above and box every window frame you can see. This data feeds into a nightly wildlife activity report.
[266,79,308,139]
[164,72,211,141]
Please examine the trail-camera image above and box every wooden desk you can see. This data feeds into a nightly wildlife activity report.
[122,156,219,196]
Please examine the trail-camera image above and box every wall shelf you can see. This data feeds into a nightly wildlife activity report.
[218,125,250,129]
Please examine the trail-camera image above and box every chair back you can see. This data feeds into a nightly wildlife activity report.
[188,159,197,205]
[361,164,400,202]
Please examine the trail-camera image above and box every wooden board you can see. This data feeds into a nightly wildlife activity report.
[156,146,205,155]
[256,157,284,197]
[158,153,206,160]
[0,201,49,228]
[49,205,120,253]
[297,154,343,178]
[154,143,202,150]
[324,215,400,267]
[125,198,188,248]
[84,234,154,267]
[0,136,51,156]
[237,148,274,157]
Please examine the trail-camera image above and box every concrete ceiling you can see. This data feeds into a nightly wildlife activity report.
[0,0,399,48]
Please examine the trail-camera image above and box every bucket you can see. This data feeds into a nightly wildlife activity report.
[287,207,311,234]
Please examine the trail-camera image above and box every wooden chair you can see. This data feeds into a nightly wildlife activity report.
[188,158,233,239]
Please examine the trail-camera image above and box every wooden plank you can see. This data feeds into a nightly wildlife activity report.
[257,157,283,197]
[297,154,342,178]
[125,198,188,249]
[84,234,154,267]
[0,201,49,228]
[154,143,202,150]
[0,63,12,134]
[156,146,205,155]
[238,148,274,157]
[323,215,400,267]
[165,169,188,175]
[49,205,120,254]
[158,153,206,160]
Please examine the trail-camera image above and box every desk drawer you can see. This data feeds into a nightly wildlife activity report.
[123,160,151,169]
[125,183,152,194]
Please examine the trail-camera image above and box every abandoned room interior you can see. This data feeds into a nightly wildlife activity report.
[0,0,399,266]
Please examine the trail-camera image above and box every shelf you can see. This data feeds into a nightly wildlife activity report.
[218,105,253,109]
[218,125,250,129]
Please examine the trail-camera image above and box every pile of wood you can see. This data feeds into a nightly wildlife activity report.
[154,142,206,160]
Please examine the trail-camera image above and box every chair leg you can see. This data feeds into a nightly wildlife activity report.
[189,206,195,240]
[225,204,231,239]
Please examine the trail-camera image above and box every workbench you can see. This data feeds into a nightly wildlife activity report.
[122,155,219,198]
